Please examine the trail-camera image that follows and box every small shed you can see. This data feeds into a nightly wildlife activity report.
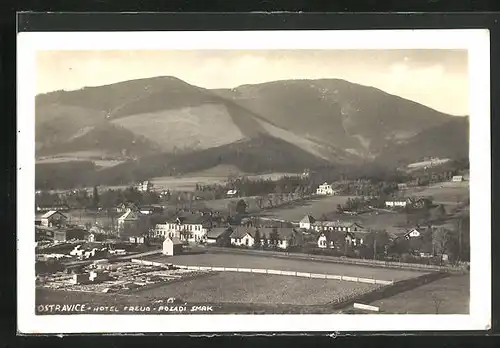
[129,236,146,244]
[53,228,86,242]
[162,237,183,256]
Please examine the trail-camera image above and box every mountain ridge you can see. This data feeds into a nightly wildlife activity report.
[35,76,469,188]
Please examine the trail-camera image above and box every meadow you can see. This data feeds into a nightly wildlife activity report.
[403,181,469,205]
[260,195,355,222]
[134,272,379,306]
[151,166,298,192]
[368,274,469,314]
[144,252,425,282]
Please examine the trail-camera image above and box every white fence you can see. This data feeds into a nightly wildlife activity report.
[130,259,394,285]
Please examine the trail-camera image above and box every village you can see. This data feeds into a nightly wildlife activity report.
[34,164,470,314]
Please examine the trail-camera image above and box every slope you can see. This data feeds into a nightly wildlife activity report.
[213,79,455,158]
[376,117,469,166]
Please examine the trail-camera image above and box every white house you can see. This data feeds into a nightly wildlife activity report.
[317,230,366,248]
[162,237,183,256]
[154,214,211,243]
[136,180,153,192]
[299,215,316,230]
[345,232,364,247]
[452,175,464,182]
[404,228,423,239]
[316,183,338,195]
[230,227,257,247]
[317,232,336,249]
[230,227,302,249]
[226,189,239,198]
[40,210,68,228]
[311,220,364,233]
[259,227,303,249]
[117,208,143,235]
[385,198,409,208]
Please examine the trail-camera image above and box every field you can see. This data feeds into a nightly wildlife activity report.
[134,272,378,305]
[407,158,450,169]
[261,195,355,222]
[63,209,116,227]
[144,252,425,282]
[36,150,126,169]
[369,274,469,314]
[112,104,246,151]
[152,168,298,192]
[403,181,469,205]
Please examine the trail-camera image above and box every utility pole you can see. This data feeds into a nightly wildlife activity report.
[373,236,377,260]
[458,217,463,262]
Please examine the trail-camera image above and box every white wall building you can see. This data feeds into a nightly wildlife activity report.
[299,215,316,230]
[316,183,338,195]
[162,237,183,256]
[154,215,210,243]
[385,199,409,208]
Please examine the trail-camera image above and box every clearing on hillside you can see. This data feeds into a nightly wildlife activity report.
[111,104,245,151]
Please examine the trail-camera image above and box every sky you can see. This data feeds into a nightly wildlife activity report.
[36,49,469,116]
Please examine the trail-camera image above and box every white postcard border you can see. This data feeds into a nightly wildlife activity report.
[17,29,491,333]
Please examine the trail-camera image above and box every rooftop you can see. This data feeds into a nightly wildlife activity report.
[206,227,232,239]
[300,215,316,224]
[41,210,67,219]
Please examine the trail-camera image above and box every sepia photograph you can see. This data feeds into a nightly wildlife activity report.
[17,29,490,333]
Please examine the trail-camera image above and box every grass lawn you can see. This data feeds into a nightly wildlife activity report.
[263,195,354,222]
[403,182,469,205]
[144,252,425,281]
[369,274,469,314]
[134,272,378,305]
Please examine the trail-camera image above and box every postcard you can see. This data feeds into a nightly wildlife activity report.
[17,28,491,333]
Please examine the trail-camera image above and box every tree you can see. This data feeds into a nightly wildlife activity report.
[236,199,247,215]
[255,196,264,210]
[431,293,444,314]
[91,186,100,210]
[364,230,389,259]
[267,195,274,208]
[336,204,343,214]
[268,228,279,248]
[253,229,261,249]
[432,227,452,264]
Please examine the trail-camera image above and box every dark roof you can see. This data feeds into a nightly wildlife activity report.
[300,215,316,224]
[230,226,258,239]
[164,236,183,245]
[312,220,364,229]
[41,210,68,219]
[258,227,297,239]
[175,214,211,225]
[207,227,232,239]
[317,230,344,242]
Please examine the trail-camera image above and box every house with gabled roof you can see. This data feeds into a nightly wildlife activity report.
[40,210,68,228]
[316,182,339,195]
[229,226,302,249]
[317,230,337,249]
[117,208,144,236]
[162,236,183,256]
[312,220,364,233]
[153,213,212,243]
[206,227,233,245]
[230,226,257,247]
[259,227,303,249]
[299,215,316,230]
